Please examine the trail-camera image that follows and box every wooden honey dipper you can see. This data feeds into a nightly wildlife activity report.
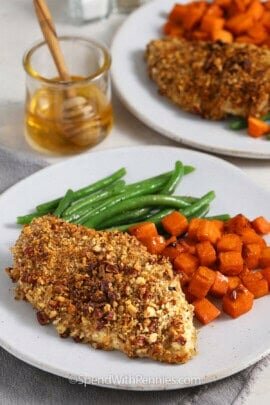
[33,0,100,146]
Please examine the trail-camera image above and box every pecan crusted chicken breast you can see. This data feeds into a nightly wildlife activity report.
[7,216,196,364]
[146,38,270,120]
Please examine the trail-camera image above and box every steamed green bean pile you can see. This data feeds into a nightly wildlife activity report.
[17,162,229,230]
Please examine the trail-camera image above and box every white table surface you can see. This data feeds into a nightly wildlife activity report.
[1,0,270,403]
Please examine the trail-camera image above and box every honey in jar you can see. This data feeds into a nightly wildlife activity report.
[25,78,113,155]
[23,36,113,155]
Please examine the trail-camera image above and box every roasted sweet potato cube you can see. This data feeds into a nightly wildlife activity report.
[197,220,221,244]
[241,271,268,298]
[219,251,244,275]
[242,243,262,269]
[140,236,166,255]
[193,298,221,325]
[205,4,224,18]
[129,222,158,240]
[222,285,254,318]
[252,216,270,235]
[227,276,241,292]
[247,0,264,20]
[178,271,191,287]
[188,218,204,240]
[240,228,266,247]
[196,241,217,266]
[210,271,228,297]
[214,0,232,8]
[161,211,188,236]
[260,247,270,268]
[182,1,207,31]
[169,4,187,23]
[180,238,197,255]
[225,214,250,234]
[188,266,216,299]
[182,286,196,303]
[201,15,225,34]
[261,11,270,30]
[239,264,251,279]
[211,219,224,233]
[162,245,182,261]
[261,268,270,288]
[217,233,242,252]
[174,253,199,276]
[226,13,254,35]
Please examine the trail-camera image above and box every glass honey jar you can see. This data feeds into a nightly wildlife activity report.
[23,36,113,155]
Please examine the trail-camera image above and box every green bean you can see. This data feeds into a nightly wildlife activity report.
[105,203,211,232]
[181,191,215,217]
[84,194,192,228]
[183,165,195,175]
[121,161,186,225]
[17,212,43,225]
[76,177,183,225]
[100,196,197,229]
[229,117,247,130]
[70,172,174,224]
[188,203,210,219]
[63,180,125,218]
[54,189,74,217]
[262,112,270,121]
[34,165,194,215]
[205,214,231,221]
[229,113,270,132]
[124,165,195,191]
[177,196,199,204]
[97,208,151,229]
[105,209,173,232]
[160,161,184,194]
[36,167,126,214]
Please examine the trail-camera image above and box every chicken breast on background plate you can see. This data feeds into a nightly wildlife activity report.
[146,38,270,120]
[7,216,196,364]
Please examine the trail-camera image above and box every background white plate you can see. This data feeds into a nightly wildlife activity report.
[0,146,270,390]
[111,0,270,159]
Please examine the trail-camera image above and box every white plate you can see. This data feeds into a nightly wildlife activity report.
[0,146,270,390]
[111,0,270,159]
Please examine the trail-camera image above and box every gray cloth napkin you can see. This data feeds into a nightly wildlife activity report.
[0,145,269,405]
